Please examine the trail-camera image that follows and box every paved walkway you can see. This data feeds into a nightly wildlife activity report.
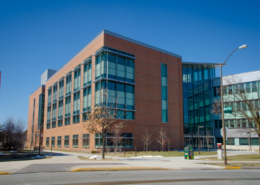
[0,150,258,173]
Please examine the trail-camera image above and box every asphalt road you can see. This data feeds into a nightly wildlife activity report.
[1,170,260,185]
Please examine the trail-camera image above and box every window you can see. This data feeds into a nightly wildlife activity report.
[96,132,133,148]
[242,102,247,111]
[252,81,257,92]
[228,85,232,95]
[57,136,62,147]
[82,112,89,121]
[65,117,70,126]
[242,119,247,127]
[52,121,56,128]
[82,134,89,148]
[239,138,249,145]
[53,85,57,102]
[46,123,50,129]
[46,137,49,147]
[83,87,91,111]
[38,94,45,130]
[52,103,57,121]
[47,106,51,122]
[73,135,78,148]
[84,61,92,86]
[161,64,168,122]
[95,133,103,148]
[48,89,52,105]
[58,101,63,119]
[73,115,80,124]
[95,81,135,113]
[73,92,80,114]
[226,138,234,145]
[117,110,125,119]
[239,83,245,93]
[246,82,251,93]
[65,96,71,117]
[59,81,64,99]
[74,68,81,91]
[108,53,116,79]
[66,75,72,95]
[251,138,259,145]
[233,84,238,94]
[64,135,69,147]
[51,137,55,147]
[96,51,134,83]
[230,120,234,128]
[58,120,63,127]
[223,86,227,95]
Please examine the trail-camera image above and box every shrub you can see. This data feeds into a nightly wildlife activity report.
[91,151,97,154]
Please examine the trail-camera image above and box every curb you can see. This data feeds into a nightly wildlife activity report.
[222,167,241,170]
[0,172,11,175]
[71,167,169,172]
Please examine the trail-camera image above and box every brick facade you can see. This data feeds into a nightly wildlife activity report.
[27,30,184,152]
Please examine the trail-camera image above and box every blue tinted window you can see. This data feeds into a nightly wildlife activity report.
[126,112,134,120]
[162,110,168,122]
[96,55,100,64]
[117,56,125,65]
[95,83,100,91]
[108,54,116,63]
[127,59,134,67]
[117,83,125,91]
[126,85,134,93]
[162,86,167,100]
[161,65,167,77]
[108,81,116,90]
[117,110,125,119]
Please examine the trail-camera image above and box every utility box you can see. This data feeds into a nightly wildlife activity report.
[217,143,223,160]
[184,147,194,160]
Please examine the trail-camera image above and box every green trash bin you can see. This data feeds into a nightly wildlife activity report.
[184,147,194,160]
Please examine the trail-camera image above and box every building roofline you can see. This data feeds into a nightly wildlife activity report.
[30,85,45,97]
[103,30,182,59]
[45,30,182,84]
[182,61,222,67]
[223,69,260,78]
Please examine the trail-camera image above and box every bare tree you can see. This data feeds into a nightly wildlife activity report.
[110,123,124,155]
[83,106,123,159]
[142,129,153,151]
[1,117,26,153]
[213,75,260,157]
[14,119,26,157]
[156,128,168,151]
[2,118,15,150]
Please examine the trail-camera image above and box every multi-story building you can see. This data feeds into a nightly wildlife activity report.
[29,30,257,151]
[27,30,187,151]
[213,70,260,150]
[182,62,220,149]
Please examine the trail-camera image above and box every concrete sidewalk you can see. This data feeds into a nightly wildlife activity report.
[0,150,258,174]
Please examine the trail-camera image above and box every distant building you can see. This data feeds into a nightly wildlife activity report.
[214,70,260,150]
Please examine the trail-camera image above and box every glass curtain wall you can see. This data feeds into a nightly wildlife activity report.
[95,80,135,120]
[94,49,135,120]
[182,64,215,136]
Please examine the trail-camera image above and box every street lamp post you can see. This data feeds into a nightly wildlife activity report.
[220,44,247,165]
[198,126,204,155]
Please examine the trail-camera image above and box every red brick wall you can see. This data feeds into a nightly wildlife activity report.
[34,32,184,152]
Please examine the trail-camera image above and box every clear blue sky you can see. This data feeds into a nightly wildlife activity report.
[0,0,259,128]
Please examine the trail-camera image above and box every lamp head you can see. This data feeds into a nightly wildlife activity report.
[239,44,248,49]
